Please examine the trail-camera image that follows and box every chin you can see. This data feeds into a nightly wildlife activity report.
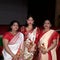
[29,23,33,25]
[44,27,48,29]
[14,29,18,31]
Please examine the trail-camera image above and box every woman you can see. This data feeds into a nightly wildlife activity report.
[20,16,40,60]
[38,20,59,60]
[2,20,24,60]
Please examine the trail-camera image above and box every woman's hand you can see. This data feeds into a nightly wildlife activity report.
[20,49,24,57]
[29,43,36,53]
[40,44,48,54]
[16,49,24,59]
[12,55,19,60]
[41,48,48,54]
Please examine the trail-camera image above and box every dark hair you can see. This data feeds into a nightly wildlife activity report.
[8,20,20,31]
[44,19,52,25]
[26,15,33,19]
[25,16,36,29]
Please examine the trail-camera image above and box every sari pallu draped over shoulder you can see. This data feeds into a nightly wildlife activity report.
[24,27,38,60]
[38,30,59,60]
[2,32,24,60]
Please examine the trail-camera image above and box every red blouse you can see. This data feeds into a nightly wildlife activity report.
[3,32,14,42]
[20,26,40,45]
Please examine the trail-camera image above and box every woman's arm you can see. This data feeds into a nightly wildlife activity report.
[47,35,59,52]
[41,39,57,54]
[3,39,19,60]
[38,39,57,54]
[47,39,57,52]
[3,39,14,57]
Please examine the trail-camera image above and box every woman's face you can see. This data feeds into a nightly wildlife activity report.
[43,20,51,29]
[11,22,19,31]
[27,17,34,25]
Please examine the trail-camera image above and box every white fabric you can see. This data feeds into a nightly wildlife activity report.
[39,30,54,60]
[2,32,24,60]
[40,30,54,49]
[51,36,59,60]
[24,27,37,60]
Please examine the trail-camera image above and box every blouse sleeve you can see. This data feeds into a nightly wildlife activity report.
[3,32,10,41]
[52,31,59,41]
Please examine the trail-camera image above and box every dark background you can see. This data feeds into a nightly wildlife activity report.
[0,0,56,26]
[28,0,56,27]
[0,0,27,25]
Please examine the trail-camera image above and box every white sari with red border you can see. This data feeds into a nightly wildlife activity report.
[39,29,59,60]
[24,27,37,60]
[2,32,24,60]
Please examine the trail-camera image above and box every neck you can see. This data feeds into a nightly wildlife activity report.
[26,25,33,32]
[11,30,17,35]
[28,25,33,29]
[44,28,50,32]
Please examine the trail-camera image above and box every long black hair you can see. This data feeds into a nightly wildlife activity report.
[25,16,36,29]
[8,20,20,31]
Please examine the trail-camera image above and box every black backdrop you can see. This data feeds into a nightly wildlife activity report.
[0,0,27,25]
[0,0,56,26]
[28,0,56,27]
